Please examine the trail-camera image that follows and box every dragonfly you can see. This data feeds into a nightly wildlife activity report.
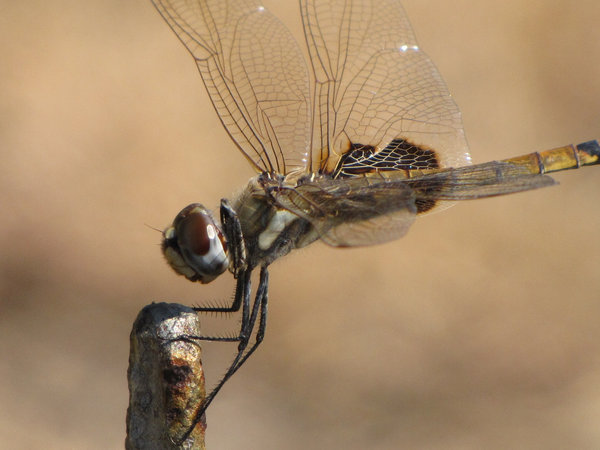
[151,0,599,440]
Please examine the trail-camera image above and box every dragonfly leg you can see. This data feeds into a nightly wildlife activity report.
[220,198,247,276]
[186,269,251,342]
[228,266,269,370]
[179,266,269,444]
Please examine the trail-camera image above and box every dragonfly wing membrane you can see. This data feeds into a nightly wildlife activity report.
[275,176,417,247]
[301,0,471,175]
[404,161,558,202]
[318,207,416,247]
[152,0,312,174]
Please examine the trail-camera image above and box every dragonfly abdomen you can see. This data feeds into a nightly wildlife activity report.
[502,140,600,175]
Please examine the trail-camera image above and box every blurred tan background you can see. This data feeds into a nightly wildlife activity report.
[1,0,599,448]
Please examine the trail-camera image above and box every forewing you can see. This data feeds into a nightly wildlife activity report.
[274,160,556,247]
[152,0,311,174]
[404,161,558,201]
[275,176,417,247]
[301,0,471,174]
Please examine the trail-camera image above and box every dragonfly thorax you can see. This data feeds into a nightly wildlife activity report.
[231,174,318,269]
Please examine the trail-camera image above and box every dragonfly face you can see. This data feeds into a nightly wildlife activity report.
[162,203,229,284]
[151,0,599,442]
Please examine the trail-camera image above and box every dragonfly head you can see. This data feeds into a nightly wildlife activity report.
[161,203,229,284]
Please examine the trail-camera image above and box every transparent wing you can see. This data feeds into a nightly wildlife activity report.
[275,175,417,247]
[404,162,557,202]
[152,0,311,174]
[275,161,556,247]
[300,0,471,175]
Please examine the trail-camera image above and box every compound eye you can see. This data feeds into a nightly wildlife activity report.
[162,204,229,283]
[177,211,218,257]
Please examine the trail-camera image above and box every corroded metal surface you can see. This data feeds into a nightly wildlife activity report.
[126,303,206,449]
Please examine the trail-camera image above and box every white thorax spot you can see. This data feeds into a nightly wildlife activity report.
[258,209,298,250]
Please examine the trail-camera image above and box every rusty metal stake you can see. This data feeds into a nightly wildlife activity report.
[126,302,206,449]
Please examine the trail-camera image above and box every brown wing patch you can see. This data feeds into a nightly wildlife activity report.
[331,138,441,213]
[332,138,440,178]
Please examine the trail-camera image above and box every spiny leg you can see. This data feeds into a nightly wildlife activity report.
[205,267,268,402]
[186,269,251,343]
[225,266,269,376]
[220,198,246,277]
[179,266,270,444]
